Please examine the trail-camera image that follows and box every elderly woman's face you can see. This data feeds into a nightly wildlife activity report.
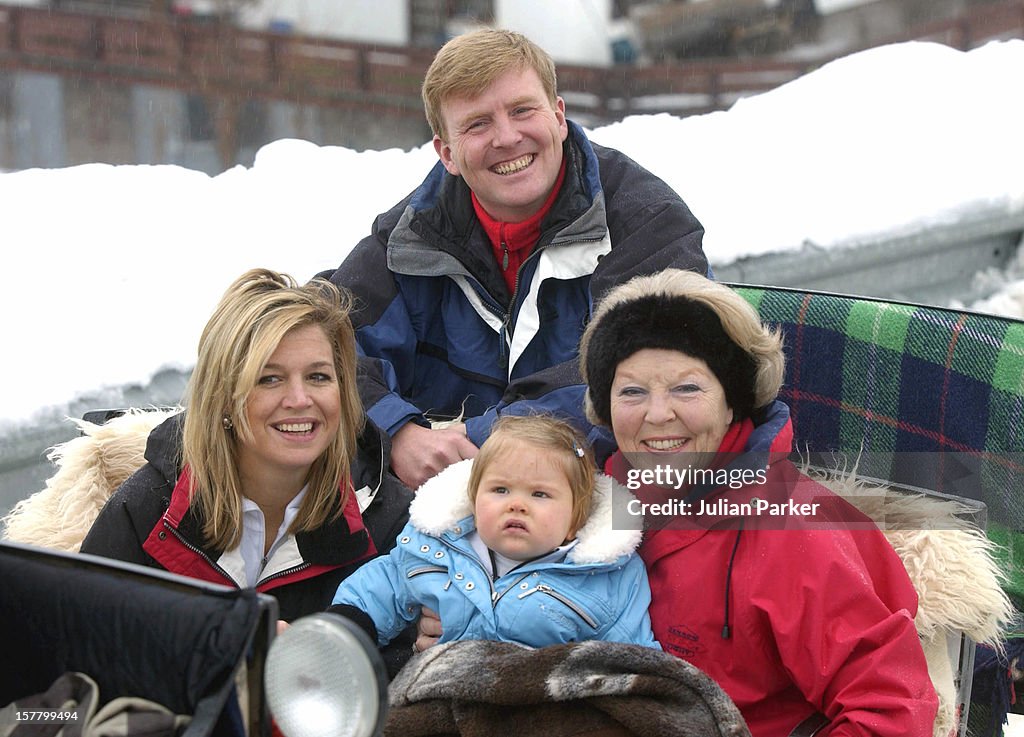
[610,348,734,457]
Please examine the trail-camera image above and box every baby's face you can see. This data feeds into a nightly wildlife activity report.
[473,441,576,561]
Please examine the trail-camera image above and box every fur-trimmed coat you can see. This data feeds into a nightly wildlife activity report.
[332,458,659,649]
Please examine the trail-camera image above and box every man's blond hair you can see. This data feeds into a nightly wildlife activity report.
[422,29,558,140]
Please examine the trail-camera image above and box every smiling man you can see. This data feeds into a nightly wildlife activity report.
[326,29,708,490]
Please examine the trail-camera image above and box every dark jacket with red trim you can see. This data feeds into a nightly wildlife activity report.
[80,413,413,624]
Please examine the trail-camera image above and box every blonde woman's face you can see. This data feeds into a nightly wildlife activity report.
[236,324,341,488]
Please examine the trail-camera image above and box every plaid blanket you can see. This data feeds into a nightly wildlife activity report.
[736,285,1024,602]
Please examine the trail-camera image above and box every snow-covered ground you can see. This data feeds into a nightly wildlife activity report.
[2,39,1023,428]
[1011,712,1024,737]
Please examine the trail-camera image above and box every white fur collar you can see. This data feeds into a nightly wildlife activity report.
[408,458,642,565]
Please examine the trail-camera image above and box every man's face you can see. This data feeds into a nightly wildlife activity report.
[433,66,569,223]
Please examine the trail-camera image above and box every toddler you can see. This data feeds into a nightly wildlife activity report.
[330,415,658,649]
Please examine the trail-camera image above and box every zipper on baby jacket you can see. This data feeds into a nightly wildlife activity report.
[491,571,534,606]
[518,583,599,628]
[435,536,539,607]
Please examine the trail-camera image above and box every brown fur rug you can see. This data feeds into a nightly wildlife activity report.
[386,639,751,737]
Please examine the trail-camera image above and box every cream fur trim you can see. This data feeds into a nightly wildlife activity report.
[1,408,180,552]
[408,459,475,535]
[409,458,642,565]
[811,469,1015,646]
[810,468,1017,737]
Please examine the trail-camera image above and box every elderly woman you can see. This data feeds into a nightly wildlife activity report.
[81,269,412,634]
[576,269,938,736]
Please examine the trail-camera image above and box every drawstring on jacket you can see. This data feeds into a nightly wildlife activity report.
[721,522,745,639]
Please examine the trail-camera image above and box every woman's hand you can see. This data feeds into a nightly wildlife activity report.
[277,619,290,636]
[414,606,442,653]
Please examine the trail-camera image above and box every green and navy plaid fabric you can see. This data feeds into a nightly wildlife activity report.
[735,285,1024,598]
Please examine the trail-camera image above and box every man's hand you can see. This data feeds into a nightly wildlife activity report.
[392,422,478,490]
[414,606,442,653]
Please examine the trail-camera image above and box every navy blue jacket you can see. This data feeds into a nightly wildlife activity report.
[326,122,707,456]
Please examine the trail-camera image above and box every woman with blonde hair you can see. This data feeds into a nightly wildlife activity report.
[82,268,412,630]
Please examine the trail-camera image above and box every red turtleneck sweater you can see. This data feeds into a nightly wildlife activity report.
[472,157,568,297]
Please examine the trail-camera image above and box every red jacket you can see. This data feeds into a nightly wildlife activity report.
[608,402,938,737]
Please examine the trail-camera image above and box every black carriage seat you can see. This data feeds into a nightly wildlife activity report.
[0,541,277,737]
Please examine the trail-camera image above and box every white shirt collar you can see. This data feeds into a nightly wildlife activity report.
[223,486,308,588]
[466,530,576,579]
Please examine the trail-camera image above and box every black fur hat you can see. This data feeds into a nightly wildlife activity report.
[583,293,758,427]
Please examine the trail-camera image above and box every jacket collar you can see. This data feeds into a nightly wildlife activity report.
[143,410,185,482]
[161,466,372,567]
[746,400,793,457]
[408,458,641,565]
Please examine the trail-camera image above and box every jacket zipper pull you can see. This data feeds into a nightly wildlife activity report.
[498,323,509,371]
[501,241,509,271]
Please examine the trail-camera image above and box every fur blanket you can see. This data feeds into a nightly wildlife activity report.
[1,408,180,552]
[385,639,750,737]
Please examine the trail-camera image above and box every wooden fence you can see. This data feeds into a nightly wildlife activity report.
[1,1,1022,123]
[2,1,1024,122]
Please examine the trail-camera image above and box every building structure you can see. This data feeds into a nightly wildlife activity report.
[1,0,1021,173]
